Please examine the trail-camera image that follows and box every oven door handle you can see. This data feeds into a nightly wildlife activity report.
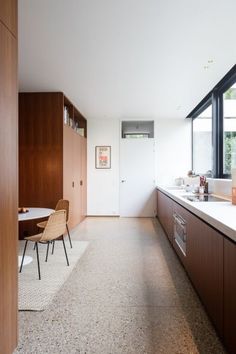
[173,213,186,227]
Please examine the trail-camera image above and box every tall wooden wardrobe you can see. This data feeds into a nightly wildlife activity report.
[0,0,18,353]
[19,92,87,238]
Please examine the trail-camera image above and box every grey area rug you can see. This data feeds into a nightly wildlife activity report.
[18,240,89,311]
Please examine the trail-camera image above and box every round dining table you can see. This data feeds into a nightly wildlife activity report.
[18,207,54,266]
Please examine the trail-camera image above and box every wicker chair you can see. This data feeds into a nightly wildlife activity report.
[37,199,72,249]
[19,210,69,280]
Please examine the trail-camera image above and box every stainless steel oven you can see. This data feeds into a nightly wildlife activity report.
[173,213,187,256]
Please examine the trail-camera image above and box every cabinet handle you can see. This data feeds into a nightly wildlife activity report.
[72,181,75,188]
[80,180,83,186]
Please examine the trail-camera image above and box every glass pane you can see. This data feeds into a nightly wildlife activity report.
[124,133,149,139]
[192,104,213,175]
[223,82,236,174]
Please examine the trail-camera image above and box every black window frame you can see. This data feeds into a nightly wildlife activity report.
[187,64,236,179]
[191,96,213,176]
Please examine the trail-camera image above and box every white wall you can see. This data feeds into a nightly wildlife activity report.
[155,119,192,186]
[87,119,120,215]
[87,118,192,215]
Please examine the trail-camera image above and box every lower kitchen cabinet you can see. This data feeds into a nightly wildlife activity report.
[157,189,225,342]
[171,199,223,335]
[187,213,223,335]
[157,190,173,243]
[223,237,236,353]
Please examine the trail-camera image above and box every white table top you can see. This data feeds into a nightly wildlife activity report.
[18,207,54,221]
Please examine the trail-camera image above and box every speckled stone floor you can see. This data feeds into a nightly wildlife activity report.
[15,217,226,354]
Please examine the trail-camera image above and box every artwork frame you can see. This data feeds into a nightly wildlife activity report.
[95,146,111,169]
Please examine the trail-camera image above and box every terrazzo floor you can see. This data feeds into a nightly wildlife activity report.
[15,217,226,354]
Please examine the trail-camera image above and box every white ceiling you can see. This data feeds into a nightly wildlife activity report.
[19,0,236,120]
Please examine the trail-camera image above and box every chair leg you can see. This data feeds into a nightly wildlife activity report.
[66,224,72,248]
[52,240,55,254]
[34,228,41,250]
[45,242,49,262]
[62,236,69,266]
[35,242,41,280]
[19,240,28,273]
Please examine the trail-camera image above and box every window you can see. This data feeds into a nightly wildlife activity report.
[121,121,154,139]
[192,103,213,175]
[223,83,236,175]
[187,64,236,178]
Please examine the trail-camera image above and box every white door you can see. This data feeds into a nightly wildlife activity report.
[120,138,156,217]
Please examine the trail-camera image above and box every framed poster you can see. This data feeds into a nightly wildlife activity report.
[95,146,111,169]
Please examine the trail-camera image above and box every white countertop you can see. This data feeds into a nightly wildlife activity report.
[157,185,236,242]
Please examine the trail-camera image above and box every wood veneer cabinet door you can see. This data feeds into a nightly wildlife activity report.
[63,125,75,226]
[0,0,17,36]
[63,126,85,227]
[19,93,63,209]
[187,213,223,335]
[224,237,236,353]
[157,191,173,243]
[19,92,87,237]
[73,131,82,226]
[0,22,18,354]
[157,191,165,228]
[81,137,87,220]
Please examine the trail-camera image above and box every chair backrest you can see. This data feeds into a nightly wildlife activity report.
[40,210,66,242]
[55,199,69,222]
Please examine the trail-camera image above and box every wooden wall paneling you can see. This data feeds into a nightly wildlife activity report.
[19,93,64,209]
[0,0,17,36]
[63,125,75,227]
[19,92,87,237]
[81,137,87,220]
[223,237,236,353]
[72,131,82,226]
[19,93,64,239]
[0,20,18,354]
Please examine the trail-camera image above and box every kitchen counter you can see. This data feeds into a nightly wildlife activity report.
[157,185,236,242]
